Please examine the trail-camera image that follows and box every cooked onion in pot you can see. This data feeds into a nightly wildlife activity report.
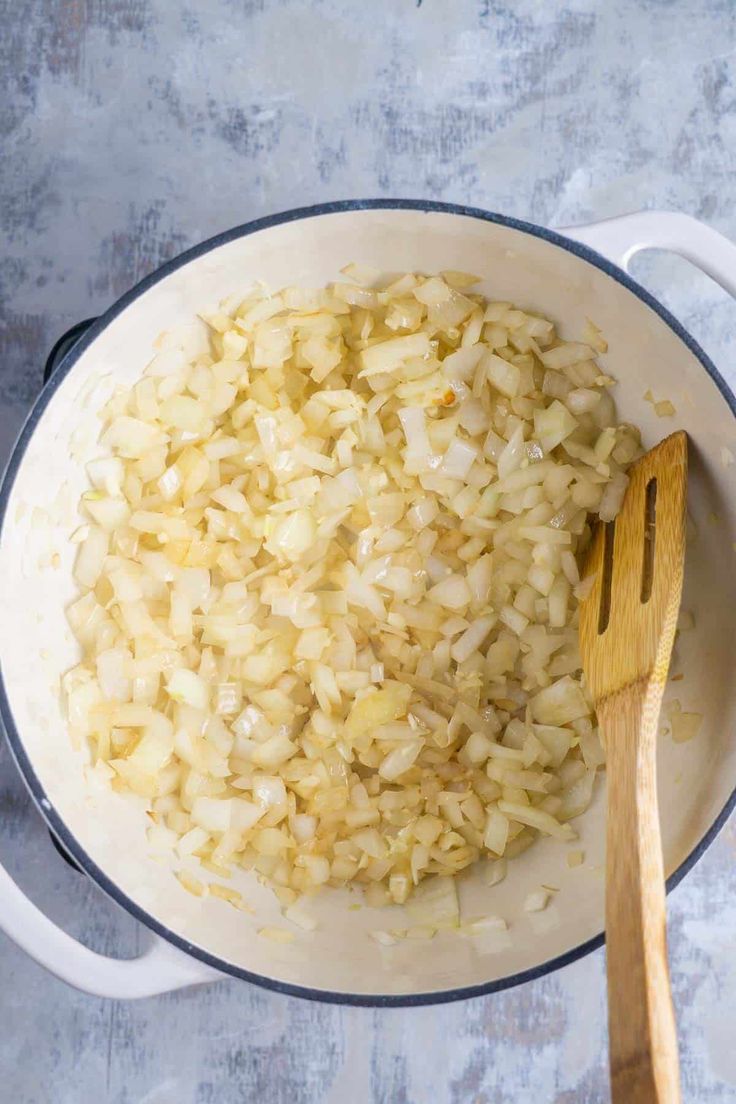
[64,268,640,911]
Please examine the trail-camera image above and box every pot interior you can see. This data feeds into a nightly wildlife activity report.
[1,206,735,999]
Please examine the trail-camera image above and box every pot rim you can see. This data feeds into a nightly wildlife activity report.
[2,198,735,1007]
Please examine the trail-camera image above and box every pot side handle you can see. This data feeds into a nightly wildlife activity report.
[558,210,736,296]
[0,860,223,998]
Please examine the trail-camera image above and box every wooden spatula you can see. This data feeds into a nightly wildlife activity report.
[579,430,687,1104]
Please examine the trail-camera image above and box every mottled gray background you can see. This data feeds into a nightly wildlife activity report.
[1,1,735,1101]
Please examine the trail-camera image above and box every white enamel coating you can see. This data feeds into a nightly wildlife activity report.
[1,206,735,1001]
[560,209,736,294]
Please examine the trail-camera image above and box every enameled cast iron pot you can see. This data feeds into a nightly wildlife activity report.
[1,202,735,1003]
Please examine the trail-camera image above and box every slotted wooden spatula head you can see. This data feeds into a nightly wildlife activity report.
[580,431,688,1104]
[579,431,688,707]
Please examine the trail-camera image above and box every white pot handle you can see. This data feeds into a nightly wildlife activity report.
[0,859,223,998]
[558,210,736,296]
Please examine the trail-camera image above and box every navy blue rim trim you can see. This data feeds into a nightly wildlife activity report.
[1,198,735,1007]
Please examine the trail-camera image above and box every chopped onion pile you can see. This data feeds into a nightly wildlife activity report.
[63,267,641,912]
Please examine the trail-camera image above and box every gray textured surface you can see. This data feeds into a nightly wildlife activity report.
[1,1,735,1101]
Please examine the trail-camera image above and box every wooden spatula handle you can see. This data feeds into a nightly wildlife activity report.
[601,686,681,1104]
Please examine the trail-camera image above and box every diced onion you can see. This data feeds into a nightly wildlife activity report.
[74,526,108,588]
[167,669,209,709]
[64,269,638,909]
[523,889,551,912]
[669,703,702,744]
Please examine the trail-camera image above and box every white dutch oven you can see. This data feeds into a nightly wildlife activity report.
[1,203,735,1003]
